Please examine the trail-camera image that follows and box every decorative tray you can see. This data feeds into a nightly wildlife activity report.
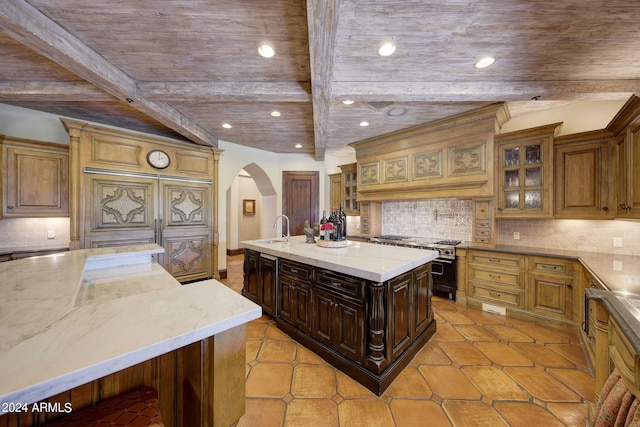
[316,239,348,248]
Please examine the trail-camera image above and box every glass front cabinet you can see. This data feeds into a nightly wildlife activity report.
[494,124,561,218]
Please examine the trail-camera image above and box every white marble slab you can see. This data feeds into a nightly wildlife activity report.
[0,245,261,407]
[240,236,439,282]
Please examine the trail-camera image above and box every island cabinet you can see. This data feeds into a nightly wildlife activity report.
[242,249,277,316]
[240,238,437,395]
[278,259,313,333]
[1,136,69,217]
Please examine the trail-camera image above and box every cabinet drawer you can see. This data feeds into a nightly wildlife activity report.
[316,269,365,300]
[475,201,491,219]
[469,265,524,288]
[471,283,522,307]
[279,259,313,281]
[528,257,573,276]
[469,251,525,269]
[475,220,491,231]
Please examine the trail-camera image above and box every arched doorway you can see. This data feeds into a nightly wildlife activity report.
[226,163,277,253]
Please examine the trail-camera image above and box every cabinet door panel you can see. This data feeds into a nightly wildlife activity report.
[161,183,209,227]
[163,234,209,281]
[3,143,69,217]
[292,283,312,333]
[277,275,294,322]
[334,298,366,363]
[313,289,334,345]
[242,250,260,303]
[87,175,156,232]
[527,273,572,319]
[260,257,277,316]
[388,272,412,359]
[413,264,432,335]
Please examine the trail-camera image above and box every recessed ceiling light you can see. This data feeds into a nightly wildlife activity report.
[295,144,302,148]
[378,42,396,57]
[271,110,281,117]
[258,44,275,58]
[359,121,369,127]
[342,100,355,105]
[475,57,495,69]
[222,123,232,129]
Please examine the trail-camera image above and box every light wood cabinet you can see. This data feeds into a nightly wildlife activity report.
[527,256,574,320]
[466,249,583,327]
[358,201,381,237]
[329,172,342,213]
[615,123,640,218]
[339,163,358,215]
[1,136,69,217]
[472,198,495,246]
[62,119,221,281]
[554,130,614,219]
[494,123,560,218]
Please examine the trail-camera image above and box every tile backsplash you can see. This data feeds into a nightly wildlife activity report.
[498,218,640,256]
[0,217,70,249]
[382,199,472,241]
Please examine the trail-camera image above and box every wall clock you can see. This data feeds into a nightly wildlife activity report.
[147,149,171,169]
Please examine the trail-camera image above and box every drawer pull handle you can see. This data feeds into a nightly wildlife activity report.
[331,282,341,287]
[489,292,501,298]
[541,264,559,270]
[291,268,298,273]
[489,274,501,279]
[489,258,501,263]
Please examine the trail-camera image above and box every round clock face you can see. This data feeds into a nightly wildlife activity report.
[147,149,170,169]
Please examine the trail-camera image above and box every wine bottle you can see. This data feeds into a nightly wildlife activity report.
[328,208,337,240]
[320,210,328,240]
[338,203,347,240]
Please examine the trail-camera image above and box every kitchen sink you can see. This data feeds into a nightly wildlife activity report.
[256,239,284,244]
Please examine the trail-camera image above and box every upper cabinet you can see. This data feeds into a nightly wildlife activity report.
[494,123,561,218]
[554,130,614,219]
[351,103,509,202]
[607,95,640,219]
[339,163,358,215]
[1,136,69,217]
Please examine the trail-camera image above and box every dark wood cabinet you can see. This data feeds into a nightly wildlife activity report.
[243,248,435,395]
[278,259,312,332]
[243,250,278,316]
[313,269,366,364]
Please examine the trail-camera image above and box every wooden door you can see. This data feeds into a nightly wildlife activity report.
[283,171,319,236]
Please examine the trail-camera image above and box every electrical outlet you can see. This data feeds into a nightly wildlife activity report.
[613,237,623,248]
[47,230,55,239]
[613,260,623,271]
[513,232,520,240]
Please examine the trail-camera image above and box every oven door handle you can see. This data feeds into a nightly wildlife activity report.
[434,258,453,264]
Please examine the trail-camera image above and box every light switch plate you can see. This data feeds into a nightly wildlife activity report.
[613,237,623,247]
[47,230,55,239]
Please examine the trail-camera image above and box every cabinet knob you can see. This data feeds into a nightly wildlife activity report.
[601,206,608,211]
[7,206,14,209]
[619,204,629,210]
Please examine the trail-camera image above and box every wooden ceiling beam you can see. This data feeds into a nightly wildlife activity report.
[0,0,218,147]
[331,80,639,102]
[0,81,113,101]
[307,0,340,161]
[138,81,311,103]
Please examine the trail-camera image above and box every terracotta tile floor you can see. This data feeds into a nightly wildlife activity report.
[220,255,594,426]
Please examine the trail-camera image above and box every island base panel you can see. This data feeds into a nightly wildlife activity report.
[276,317,437,395]
[0,326,247,427]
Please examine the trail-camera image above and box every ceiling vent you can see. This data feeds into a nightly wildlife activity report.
[367,101,394,110]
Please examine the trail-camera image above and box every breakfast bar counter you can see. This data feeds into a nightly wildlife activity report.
[240,236,439,394]
[0,244,261,427]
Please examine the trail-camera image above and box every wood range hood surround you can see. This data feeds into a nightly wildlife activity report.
[350,103,510,202]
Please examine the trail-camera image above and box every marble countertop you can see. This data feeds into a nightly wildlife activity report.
[240,236,439,282]
[0,244,261,406]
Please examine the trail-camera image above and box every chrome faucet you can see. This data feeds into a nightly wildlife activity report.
[274,215,290,243]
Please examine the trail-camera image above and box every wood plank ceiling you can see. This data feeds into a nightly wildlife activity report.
[0,0,639,160]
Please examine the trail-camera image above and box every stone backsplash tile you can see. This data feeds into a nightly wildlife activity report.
[382,199,472,241]
[0,217,70,249]
[498,218,640,256]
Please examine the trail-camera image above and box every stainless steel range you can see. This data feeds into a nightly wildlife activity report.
[370,235,462,300]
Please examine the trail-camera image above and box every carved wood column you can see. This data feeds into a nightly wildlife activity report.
[367,281,386,372]
[211,149,221,279]
[66,124,83,251]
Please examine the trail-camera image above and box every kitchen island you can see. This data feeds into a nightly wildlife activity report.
[240,236,439,394]
[0,244,261,427]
